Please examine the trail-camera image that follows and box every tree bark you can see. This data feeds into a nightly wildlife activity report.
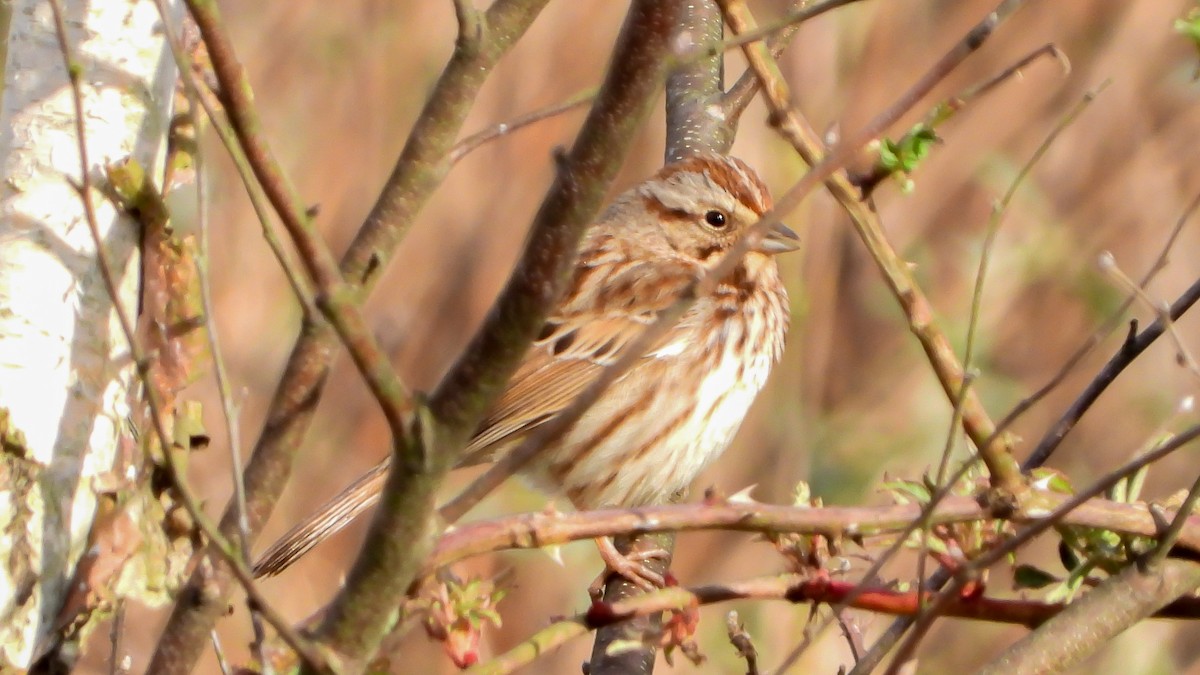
[0,0,180,667]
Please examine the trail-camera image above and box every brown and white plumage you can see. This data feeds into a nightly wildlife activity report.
[254,153,796,578]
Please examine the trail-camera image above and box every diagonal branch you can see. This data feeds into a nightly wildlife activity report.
[718,0,1025,492]
[182,0,411,437]
[977,559,1200,674]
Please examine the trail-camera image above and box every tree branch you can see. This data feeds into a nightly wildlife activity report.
[978,558,1200,675]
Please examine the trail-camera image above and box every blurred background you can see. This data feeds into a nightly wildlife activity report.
[92,0,1200,672]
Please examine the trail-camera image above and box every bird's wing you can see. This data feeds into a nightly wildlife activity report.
[457,257,698,466]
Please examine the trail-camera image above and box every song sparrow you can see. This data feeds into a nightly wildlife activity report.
[254,152,797,587]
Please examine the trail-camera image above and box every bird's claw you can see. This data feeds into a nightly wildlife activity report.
[589,537,670,599]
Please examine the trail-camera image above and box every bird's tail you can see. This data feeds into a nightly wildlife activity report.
[253,460,390,577]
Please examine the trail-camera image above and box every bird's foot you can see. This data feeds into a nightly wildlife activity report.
[589,536,670,599]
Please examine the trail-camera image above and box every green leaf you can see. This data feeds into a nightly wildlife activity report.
[882,480,931,504]
[1030,468,1073,494]
[1176,10,1200,47]
[1013,564,1058,589]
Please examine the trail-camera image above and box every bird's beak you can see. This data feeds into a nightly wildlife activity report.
[757,222,801,255]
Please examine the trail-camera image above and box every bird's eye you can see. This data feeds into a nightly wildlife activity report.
[704,210,727,228]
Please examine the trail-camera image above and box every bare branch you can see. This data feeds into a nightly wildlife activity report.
[449,88,597,165]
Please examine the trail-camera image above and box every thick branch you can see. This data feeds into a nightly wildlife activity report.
[592,3,729,671]
[978,558,1200,675]
[664,0,729,161]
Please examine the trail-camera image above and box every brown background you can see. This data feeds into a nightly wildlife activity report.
[97,1,1200,673]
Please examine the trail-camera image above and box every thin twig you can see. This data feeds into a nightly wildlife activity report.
[152,0,314,315]
[963,82,1100,392]
[449,88,597,165]
[726,611,760,675]
[853,44,1069,196]
[999,182,1200,451]
[954,44,1069,106]
[209,630,231,675]
[1099,252,1200,384]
